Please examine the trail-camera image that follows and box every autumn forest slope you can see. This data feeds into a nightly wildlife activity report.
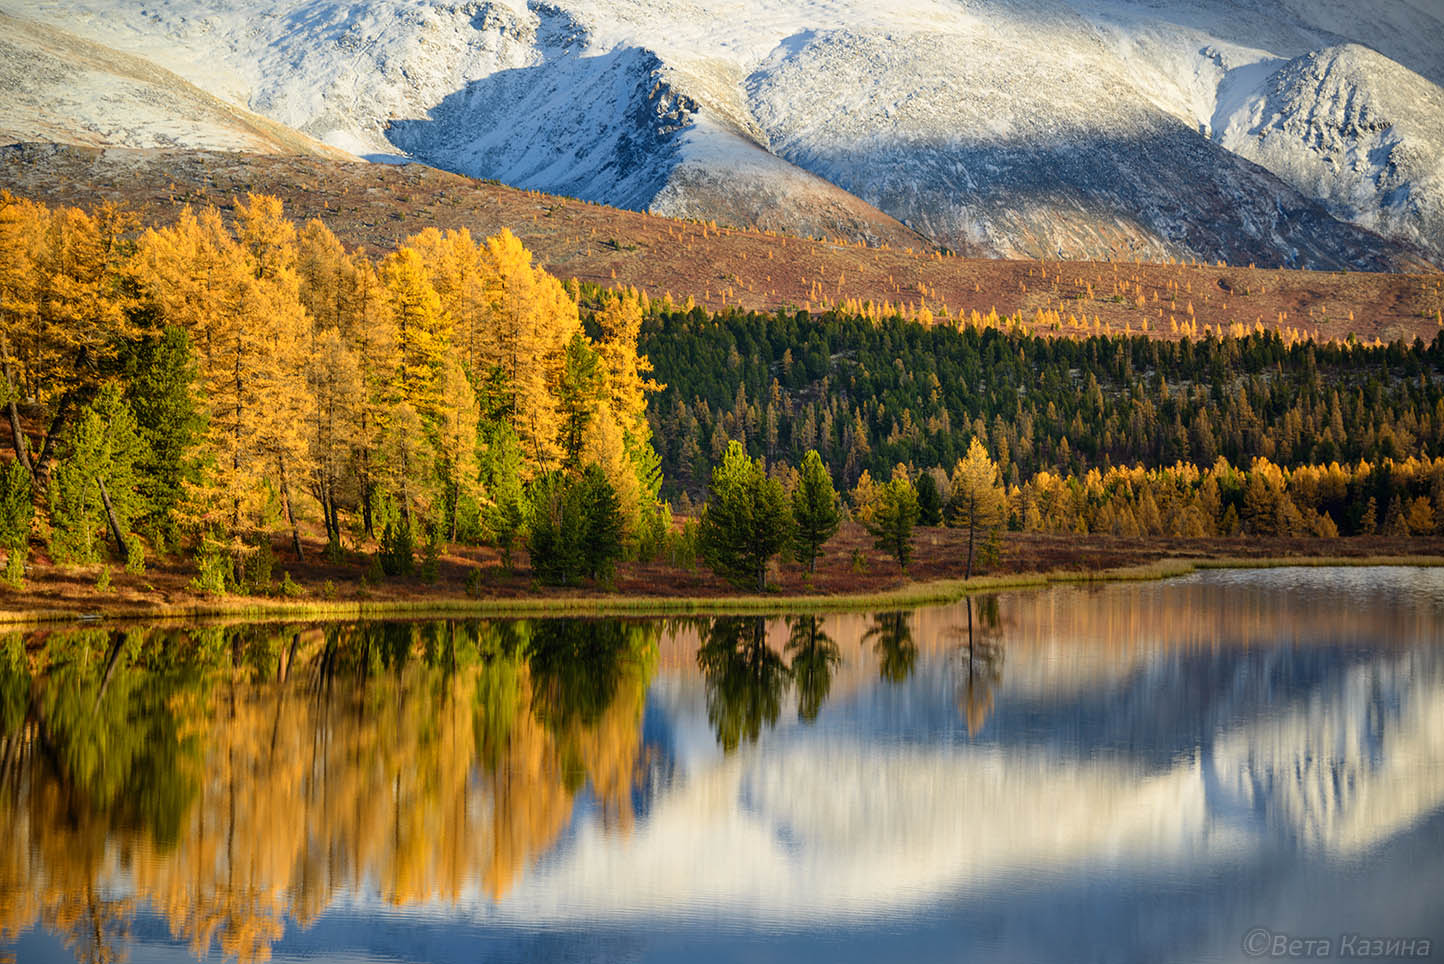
[4,144,1441,345]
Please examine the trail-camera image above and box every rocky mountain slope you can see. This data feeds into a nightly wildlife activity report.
[3,0,1443,268]
[1220,44,1444,259]
[1080,0,1444,265]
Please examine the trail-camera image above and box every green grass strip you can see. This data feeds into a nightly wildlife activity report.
[2,554,1441,631]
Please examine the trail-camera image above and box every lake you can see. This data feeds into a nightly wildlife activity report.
[3,567,1443,963]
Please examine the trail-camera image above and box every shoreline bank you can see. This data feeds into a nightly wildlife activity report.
[4,553,1441,630]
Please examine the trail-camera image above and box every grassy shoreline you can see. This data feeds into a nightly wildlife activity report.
[3,553,1440,631]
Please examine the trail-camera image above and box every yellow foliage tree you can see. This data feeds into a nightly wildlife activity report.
[139,199,313,545]
[485,229,579,470]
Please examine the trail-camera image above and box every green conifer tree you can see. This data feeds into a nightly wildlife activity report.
[866,469,920,572]
[48,385,143,563]
[916,471,943,526]
[790,449,840,574]
[578,464,623,582]
[699,441,792,591]
[122,325,205,546]
[0,459,33,585]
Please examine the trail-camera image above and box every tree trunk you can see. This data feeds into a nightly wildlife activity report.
[279,631,299,684]
[398,444,412,528]
[94,631,126,711]
[96,476,130,561]
[280,472,304,560]
[966,502,976,581]
[232,351,243,532]
[33,401,71,484]
[966,595,974,658]
[7,399,33,477]
[361,477,374,538]
[449,482,459,543]
[320,480,339,546]
[319,484,335,543]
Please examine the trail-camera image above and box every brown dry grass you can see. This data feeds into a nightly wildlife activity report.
[4,144,1441,344]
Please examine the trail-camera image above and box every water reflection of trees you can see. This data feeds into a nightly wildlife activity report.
[786,617,839,723]
[0,618,657,963]
[696,617,792,753]
[865,612,917,684]
[955,596,1006,736]
[697,612,924,748]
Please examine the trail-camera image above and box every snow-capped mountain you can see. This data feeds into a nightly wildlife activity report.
[0,11,345,158]
[4,0,1443,267]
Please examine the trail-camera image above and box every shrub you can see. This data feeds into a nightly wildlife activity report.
[2,553,23,590]
[378,519,414,577]
[0,461,33,587]
[419,525,442,583]
[241,537,275,593]
[125,538,146,575]
[190,540,230,596]
[278,571,304,598]
[668,518,701,570]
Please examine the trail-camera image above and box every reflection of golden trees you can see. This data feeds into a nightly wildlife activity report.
[0,620,656,963]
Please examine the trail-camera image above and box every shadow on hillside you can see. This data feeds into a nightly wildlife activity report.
[387,5,690,211]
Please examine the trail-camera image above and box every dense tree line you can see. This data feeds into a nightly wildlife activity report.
[710,437,1444,583]
[643,305,1444,499]
[695,434,1444,592]
[0,192,662,589]
[1010,454,1444,540]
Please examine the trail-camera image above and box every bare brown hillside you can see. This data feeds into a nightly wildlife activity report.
[4,143,1441,343]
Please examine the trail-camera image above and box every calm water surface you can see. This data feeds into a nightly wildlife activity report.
[3,567,1444,963]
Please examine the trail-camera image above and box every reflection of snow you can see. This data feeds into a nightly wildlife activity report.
[1210,650,1444,855]
[429,645,1444,926]
[485,744,1212,923]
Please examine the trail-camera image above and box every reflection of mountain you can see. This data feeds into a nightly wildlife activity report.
[488,644,1444,926]
[1209,649,1444,855]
